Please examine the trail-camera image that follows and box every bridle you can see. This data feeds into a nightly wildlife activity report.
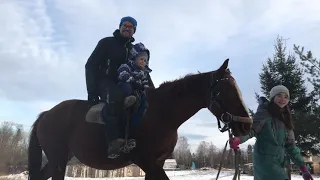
[207,71,253,133]
[207,71,252,180]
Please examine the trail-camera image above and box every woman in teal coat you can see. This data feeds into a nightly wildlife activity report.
[229,85,313,180]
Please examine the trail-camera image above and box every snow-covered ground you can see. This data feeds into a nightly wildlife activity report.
[1,170,320,180]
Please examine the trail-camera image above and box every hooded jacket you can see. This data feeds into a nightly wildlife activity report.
[240,97,305,180]
[117,43,152,88]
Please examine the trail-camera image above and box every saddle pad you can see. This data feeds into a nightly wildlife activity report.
[85,102,106,125]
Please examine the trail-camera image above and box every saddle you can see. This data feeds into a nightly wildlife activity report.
[85,90,148,158]
[85,90,144,126]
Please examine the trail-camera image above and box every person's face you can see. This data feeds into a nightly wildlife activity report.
[119,21,135,38]
[273,92,289,108]
[135,56,147,69]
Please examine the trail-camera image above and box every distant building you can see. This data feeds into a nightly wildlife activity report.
[242,163,254,175]
[163,159,178,170]
[286,151,319,175]
[301,153,320,175]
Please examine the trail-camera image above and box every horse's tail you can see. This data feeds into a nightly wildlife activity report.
[28,111,48,180]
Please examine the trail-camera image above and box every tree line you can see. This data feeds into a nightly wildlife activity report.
[0,121,28,175]
[172,136,254,169]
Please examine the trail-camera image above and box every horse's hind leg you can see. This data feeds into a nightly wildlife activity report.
[36,163,58,180]
[49,150,69,180]
[38,152,73,180]
[135,158,169,180]
[144,160,166,180]
[40,144,70,180]
[36,163,52,180]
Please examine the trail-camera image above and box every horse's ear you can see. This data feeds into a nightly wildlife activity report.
[218,59,229,72]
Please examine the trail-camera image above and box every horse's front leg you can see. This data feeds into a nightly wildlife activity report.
[135,157,169,180]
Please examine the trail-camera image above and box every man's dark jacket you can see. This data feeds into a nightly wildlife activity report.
[85,30,155,98]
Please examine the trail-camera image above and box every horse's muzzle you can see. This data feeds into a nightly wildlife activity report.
[230,116,253,137]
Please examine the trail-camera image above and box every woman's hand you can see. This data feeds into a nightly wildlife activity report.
[229,137,240,150]
[300,166,313,180]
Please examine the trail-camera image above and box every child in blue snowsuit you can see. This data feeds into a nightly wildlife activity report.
[117,43,152,108]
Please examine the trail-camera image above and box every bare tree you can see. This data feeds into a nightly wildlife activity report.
[0,122,28,174]
[195,141,211,168]
[173,136,192,168]
[247,145,253,163]
[240,149,248,165]
[225,149,235,168]
[207,143,218,167]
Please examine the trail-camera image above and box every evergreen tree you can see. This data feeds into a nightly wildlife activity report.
[258,36,311,113]
[293,45,320,153]
[294,44,320,111]
[257,36,319,153]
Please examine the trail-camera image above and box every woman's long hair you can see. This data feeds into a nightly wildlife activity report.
[267,98,294,130]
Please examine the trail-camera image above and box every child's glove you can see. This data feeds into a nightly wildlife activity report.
[229,137,240,150]
[300,166,313,180]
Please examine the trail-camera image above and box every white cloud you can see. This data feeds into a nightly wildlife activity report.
[1,0,320,151]
[0,0,83,102]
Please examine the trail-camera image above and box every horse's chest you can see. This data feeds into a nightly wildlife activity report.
[142,132,177,154]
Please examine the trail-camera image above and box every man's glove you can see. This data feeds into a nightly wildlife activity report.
[88,94,99,106]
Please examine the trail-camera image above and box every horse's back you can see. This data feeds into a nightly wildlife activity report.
[37,99,131,170]
[37,99,87,130]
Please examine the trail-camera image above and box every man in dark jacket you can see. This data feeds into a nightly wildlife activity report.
[85,16,155,156]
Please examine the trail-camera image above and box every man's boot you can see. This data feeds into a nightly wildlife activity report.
[102,102,126,157]
[107,138,126,158]
[124,95,136,109]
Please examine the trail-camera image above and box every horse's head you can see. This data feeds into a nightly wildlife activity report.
[206,59,252,137]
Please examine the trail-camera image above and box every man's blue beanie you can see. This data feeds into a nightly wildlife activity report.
[119,16,137,32]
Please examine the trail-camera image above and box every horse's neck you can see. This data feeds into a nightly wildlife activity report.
[158,76,209,130]
[170,94,206,130]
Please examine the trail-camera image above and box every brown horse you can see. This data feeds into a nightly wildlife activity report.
[27,59,252,180]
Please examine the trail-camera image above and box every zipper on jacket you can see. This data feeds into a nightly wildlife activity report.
[105,58,110,75]
[125,40,130,60]
[270,119,277,139]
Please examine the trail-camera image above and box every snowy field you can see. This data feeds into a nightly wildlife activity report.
[1,170,320,180]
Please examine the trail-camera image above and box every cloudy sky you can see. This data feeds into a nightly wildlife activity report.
[1,0,320,152]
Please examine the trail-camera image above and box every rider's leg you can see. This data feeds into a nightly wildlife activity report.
[118,82,136,108]
[99,79,126,154]
[140,91,148,117]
